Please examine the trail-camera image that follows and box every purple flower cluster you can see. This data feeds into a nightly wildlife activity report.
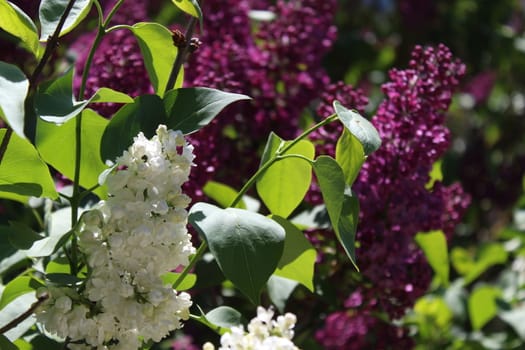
[184,0,338,201]
[312,44,470,348]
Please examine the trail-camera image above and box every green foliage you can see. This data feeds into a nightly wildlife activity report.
[0,1,41,57]
[313,156,359,269]
[333,101,381,156]
[415,230,449,286]
[203,181,246,209]
[100,94,167,161]
[0,129,57,201]
[0,276,43,311]
[170,0,203,19]
[271,215,315,292]
[39,0,93,41]
[163,87,251,134]
[129,22,180,96]
[257,133,315,218]
[189,203,285,304]
[335,128,365,186]
[204,306,243,333]
[468,285,502,330]
[36,109,108,198]
[160,272,197,291]
[451,243,508,285]
[0,61,29,139]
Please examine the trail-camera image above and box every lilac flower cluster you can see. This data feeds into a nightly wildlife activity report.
[312,44,470,348]
[183,0,338,201]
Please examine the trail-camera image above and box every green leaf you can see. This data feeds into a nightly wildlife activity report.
[256,133,314,218]
[39,0,93,41]
[0,276,43,311]
[0,129,58,200]
[129,22,180,97]
[333,101,381,156]
[0,335,17,350]
[267,275,298,313]
[6,222,43,250]
[451,244,508,285]
[0,1,41,57]
[335,128,365,186]
[45,256,71,274]
[25,207,85,258]
[313,156,359,269]
[170,0,202,19]
[415,230,449,286]
[468,285,501,330]
[90,87,133,104]
[160,272,197,291]
[100,94,167,162]
[35,67,89,124]
[36,109,108,198]
[0,61,29,139]
[271,216,315,291]
[205,306,243,330]
[163,87,251,134]
[426,159,443,189]
[189,203,285,304]
[203,181,246,209]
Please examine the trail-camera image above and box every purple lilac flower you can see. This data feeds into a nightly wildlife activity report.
[184,0,338,201]
[313,44,470,348]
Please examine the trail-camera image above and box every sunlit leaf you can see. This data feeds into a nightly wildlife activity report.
[170,0,202,19]
[0,62,29,139]
[0,129,57,200]
[415,230,449,286]
[271,216,315,291]
[0,1,41,57]
[130,22,180,97]
[333,101,381,155]
[0,276,43,311]
[257,133,314,218]
[468,285,501,330]
[203,181,246,209]
[336,128,365,186]
[36,109,108,198]
[39,0,93,41]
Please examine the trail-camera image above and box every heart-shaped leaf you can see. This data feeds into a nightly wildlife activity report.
[256,133,314,218]
[189,202,285,304]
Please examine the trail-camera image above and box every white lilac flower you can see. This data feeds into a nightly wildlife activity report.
[202,307,300,350]
[37,125,195,349]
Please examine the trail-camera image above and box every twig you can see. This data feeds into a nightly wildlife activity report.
[165,16,198,92]
[0,292,49,335]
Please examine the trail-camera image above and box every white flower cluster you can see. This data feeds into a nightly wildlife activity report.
[37,125,196,350]
[203,307,300,350]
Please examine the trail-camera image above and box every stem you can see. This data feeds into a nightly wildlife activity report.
[229,114,337,208]
[29,0,79,86]
[165,16,198,92]
[0,128,13,165]
[70,0,126,274]
[0,292,49,335]
[172,241,207,290]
